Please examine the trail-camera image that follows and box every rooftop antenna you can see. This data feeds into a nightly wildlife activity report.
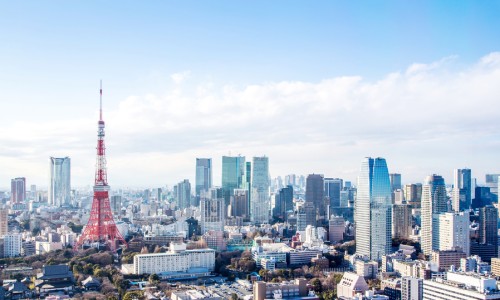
[100,80,103,121]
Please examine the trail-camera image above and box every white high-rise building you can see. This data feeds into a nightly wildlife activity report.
[421,174,448,255]
[355,157,392,261]
[251,156,270,224]
[0,209,8,237]
[401,277,423,300]
[4,233,22,257]
[49,157,71,207]
[438,211,470,256]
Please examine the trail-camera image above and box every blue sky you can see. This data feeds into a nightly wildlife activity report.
[0,1,499,188]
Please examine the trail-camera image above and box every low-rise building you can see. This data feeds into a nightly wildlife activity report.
[171,290,223,300]
[431,249,466,272]
[201,230,226,251]
[423,271,500,299]
[253,279,316,300]
[337,273,369,299]
[133,243,215,279]
[355,260,378,279]
[35,265,75,298]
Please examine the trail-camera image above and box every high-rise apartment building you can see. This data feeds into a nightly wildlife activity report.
[10,177,26,203]
[452,168,472,212]
[222,155,245,207]
[195,158,212,206]
[49,157,71,207]
[392,204,412,240]
[421,175,448,255]
[324,178,343,209]
[251,157,270,224]
[390,173,402,191]
[438,211,470,256]
[4,233,22,257]
[306,174,325,223]
[355,157,392,261]
[200,188,225,234]
[175,179,191,209]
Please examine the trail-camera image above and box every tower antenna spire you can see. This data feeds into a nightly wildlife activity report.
[99,80,103,121]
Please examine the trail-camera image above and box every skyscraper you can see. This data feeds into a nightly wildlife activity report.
[49,157,71,207]
[471,205,498,262]
[324,178,343,209]
[251,156,270,224]
[222,155,245,207]
[175,179,191,209]
[306,174,325,223]
[452,168,471,212]
[355,157,392,260]
[245,161,252,217]
[421,174,448,255]
[195,158,212,206]
[277,185,293,221]
[10,177,26,203]
[485,174,499,199]
[389,173,402,191]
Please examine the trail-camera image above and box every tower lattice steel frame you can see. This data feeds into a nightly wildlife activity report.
[75,82,127,251]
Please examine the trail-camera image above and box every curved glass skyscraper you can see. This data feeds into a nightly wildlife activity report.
[49,156,71,207]
[421,174,448,255]
[355,157,392,260]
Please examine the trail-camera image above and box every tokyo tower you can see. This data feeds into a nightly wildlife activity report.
[75,81,127,251]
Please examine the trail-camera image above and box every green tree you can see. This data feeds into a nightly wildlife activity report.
[83,264,94,275]
[149,273,160,285]
[231,293,238,300]
[73,264,83,274]
[310,278,323,294]
[322,290,336,300]
[123,291,144,300]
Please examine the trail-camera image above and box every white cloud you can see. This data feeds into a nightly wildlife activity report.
[170,70,191,84]
[1,53,500,188]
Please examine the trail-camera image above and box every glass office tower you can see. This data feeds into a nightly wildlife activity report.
[355,157,392,260]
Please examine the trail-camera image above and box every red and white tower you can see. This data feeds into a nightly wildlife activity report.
[75,81,127,251]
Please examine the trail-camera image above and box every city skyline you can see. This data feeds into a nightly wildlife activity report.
[0,2,499,188]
